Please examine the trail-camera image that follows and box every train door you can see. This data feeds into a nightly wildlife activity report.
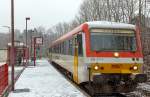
[73,33,83,84]
[73,35,79,83]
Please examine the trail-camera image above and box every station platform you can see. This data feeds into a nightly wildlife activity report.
[8,59,86,97]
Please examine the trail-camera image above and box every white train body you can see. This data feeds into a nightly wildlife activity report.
[49,21,146,84]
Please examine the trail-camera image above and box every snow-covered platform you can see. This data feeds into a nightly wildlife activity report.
[8,59,86,97]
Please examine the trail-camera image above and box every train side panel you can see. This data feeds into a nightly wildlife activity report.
[51,53,89,84]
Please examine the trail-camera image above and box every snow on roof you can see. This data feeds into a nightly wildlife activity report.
[50,21,136,47]
[86,21,136,30]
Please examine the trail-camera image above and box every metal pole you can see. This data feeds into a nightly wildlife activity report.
[11,0,15,91]
[26,19,27,46]
[25,17,30,46]
[25,19,27,65]
[40,46,42,59]
[30,30,33,58]
[145,0,147,27]
[139,0,142,25]
[30,33,32,58]
[34,37,36,66]
[25,17,30,65]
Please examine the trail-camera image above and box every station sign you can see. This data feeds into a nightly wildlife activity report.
[35,37,43,45]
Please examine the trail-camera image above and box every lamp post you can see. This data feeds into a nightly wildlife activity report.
[30,30,34,58]
[25,17,30,46]
[11,0,15,91]
[139,0,142,25]
[25,17,30,65]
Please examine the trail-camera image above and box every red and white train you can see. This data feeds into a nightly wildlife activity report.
[49,21,147,85]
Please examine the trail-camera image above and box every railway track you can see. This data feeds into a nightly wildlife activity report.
[50,61,128,97]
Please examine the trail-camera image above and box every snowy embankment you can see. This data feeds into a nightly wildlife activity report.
[129,83,150,97]
[8,59,86,97]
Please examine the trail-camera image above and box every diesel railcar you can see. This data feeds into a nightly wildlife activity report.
[49,21,147,85]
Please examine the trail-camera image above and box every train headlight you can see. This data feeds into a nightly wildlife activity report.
[133,66,138,70]
[114,52,119,57]
[94,65,99,70]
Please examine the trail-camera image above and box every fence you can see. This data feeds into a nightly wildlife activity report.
[0,64,8,96]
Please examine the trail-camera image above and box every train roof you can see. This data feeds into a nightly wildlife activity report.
[50,21,136,47]
[86,21,135,30]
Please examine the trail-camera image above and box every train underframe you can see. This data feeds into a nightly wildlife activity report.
[81,73,147,95]
[51,61,147,95]
[92,73,147,85]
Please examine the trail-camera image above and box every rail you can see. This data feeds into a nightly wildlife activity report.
[0,64,8,96]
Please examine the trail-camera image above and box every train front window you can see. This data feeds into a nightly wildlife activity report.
[90,29,136,51]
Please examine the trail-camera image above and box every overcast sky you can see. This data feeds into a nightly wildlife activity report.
[0,0,82,33]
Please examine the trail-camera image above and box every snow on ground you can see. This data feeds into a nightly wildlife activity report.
[137,83,150,91]
[8,59,86,97]
[8,66,24,84]
[129,83,150,97]
[9,66,24,71]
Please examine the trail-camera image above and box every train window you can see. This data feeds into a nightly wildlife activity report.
[49,48,51,53]
[61,42,64,54]
[63,42,66,54]
[58,44,60,54]
[54,47,56,53]
[52,47,54,53]
[51,48,52,53]
[62,42,64,54]
[77,34,83,56]
[53,47,55,53]
[69,39,73,55]
[64,41,66,55]
[53,47,54,53]
[55,46,57,53]
[90,30,136,51]
[57,45,59,53]
[59,44,61,54]
[65,40,69,55]
[60,43,62,54]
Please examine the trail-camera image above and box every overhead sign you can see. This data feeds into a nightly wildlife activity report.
[35,37,43,45]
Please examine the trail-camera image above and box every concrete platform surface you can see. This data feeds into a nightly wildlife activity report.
[8,59,86,97]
